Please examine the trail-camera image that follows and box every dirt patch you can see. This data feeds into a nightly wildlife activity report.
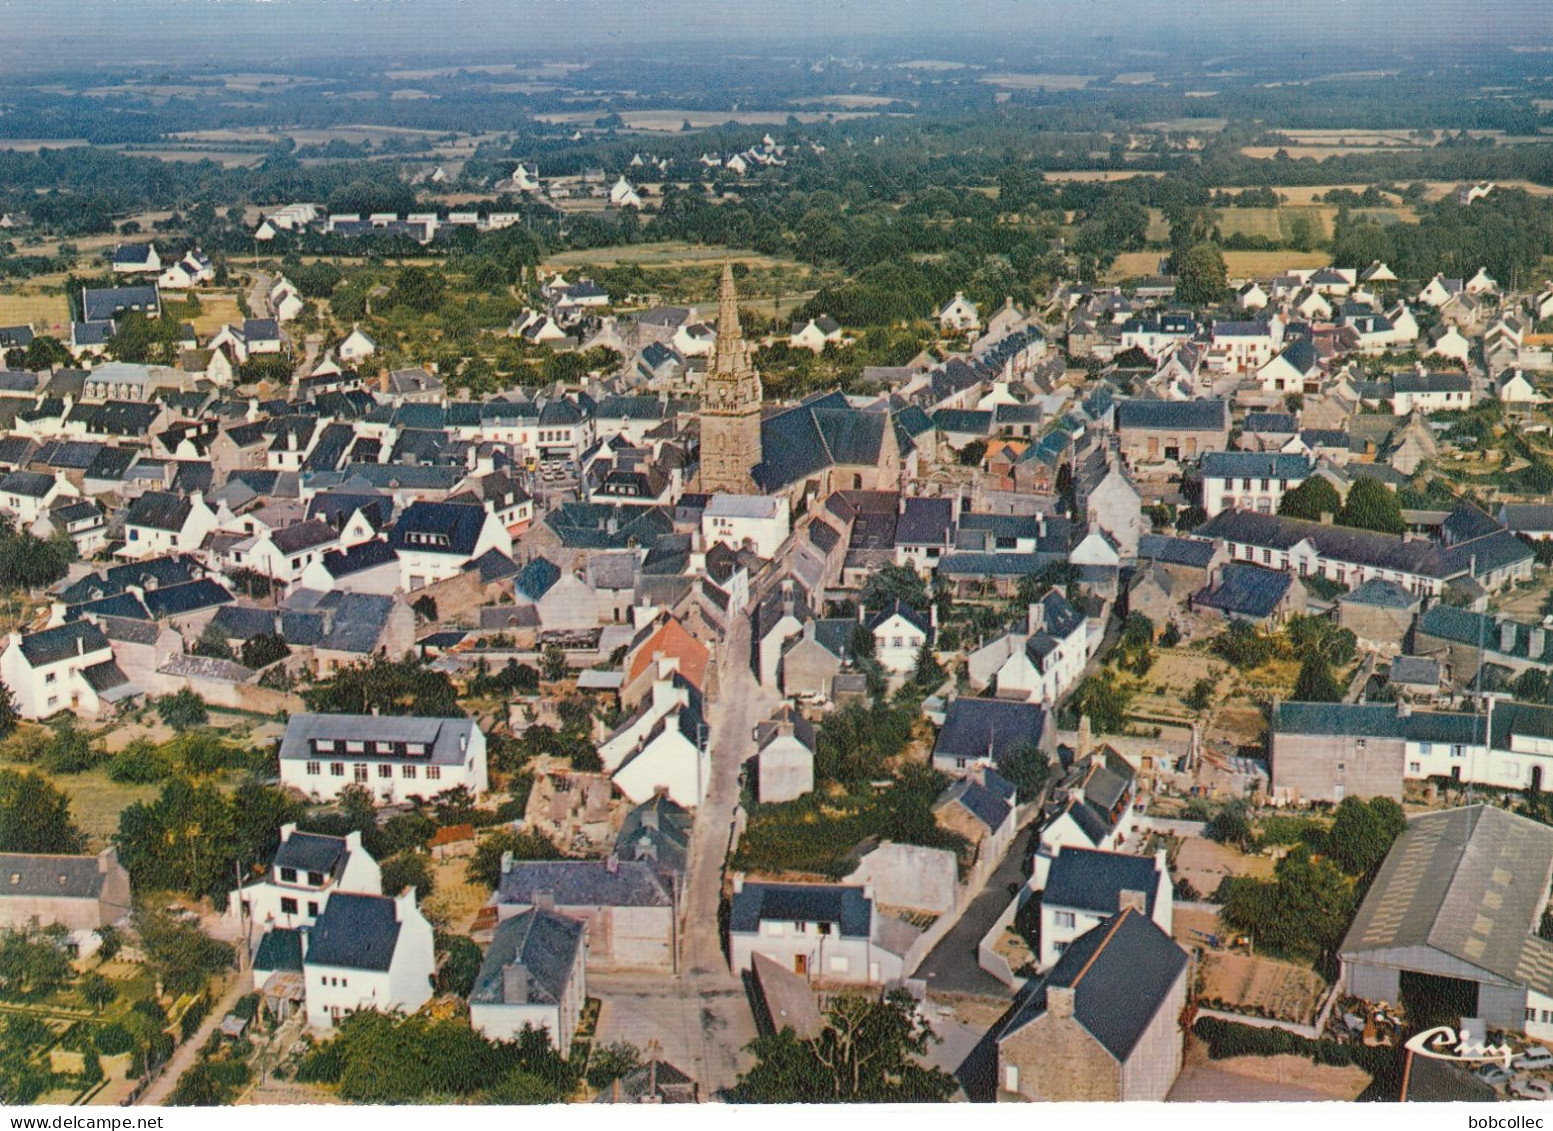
[1205,1051,1370,1100]
[1174,836,1275,898]
[1198,951,1328,1026]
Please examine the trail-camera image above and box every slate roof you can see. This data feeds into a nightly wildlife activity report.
[1136,534,1217,569]
[1192,510,1457,580]
[935,775,1012,830]
[495,859,673,910]
[729,881,872,939]
[1114,398,1227,432]
[1417,605,1553,663]
[514,557,562,601]
[81,285,158,323]
[469,908,583,1007]
[125,490,193,532]
[1500,504,1553,534]
[0,852,112,900]
[17,621,109,667]
[273,832,349,875]
[997,908,1188,1061]
[1194,563,1293,619]
[1043,847,1160,916]
[141,578,232,619]
[1272,701,1485,746]
[1242,411,1299,434]
[1389,656,1442,688]
[305,893,402,972]
[1340,578,1421,610]
[279,712,475,766]
[389,500,488,557]
[253,928,304,973]
[1200,451,1311,480]
[934,698,1047,763]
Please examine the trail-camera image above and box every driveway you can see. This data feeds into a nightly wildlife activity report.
[915,825,1034,999]
[136,972,248,1106]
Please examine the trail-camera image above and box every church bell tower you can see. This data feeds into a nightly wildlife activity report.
[697,262,763,494]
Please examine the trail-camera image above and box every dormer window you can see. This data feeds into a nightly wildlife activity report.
[280,867,297,883]
[307,871,325,887]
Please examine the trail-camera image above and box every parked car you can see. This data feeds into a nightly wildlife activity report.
[1477,1064,1514,1087]
[1511,1078,1553,1100]
[1515,1047,1553,1071]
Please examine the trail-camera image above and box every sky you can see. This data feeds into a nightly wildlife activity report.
[0,0,1541,64]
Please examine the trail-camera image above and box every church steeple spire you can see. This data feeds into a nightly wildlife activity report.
[713,259,744,371]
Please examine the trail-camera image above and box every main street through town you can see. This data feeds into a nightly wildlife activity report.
[590,611,776,1097]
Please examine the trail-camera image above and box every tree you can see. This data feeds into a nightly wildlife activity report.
[388,266,447,313]
[1174,242,1228,307]
[1292,653,1344,703]
[131,909,233,996]
[1287,213,1320,252]
[80,971,117,1012]
[1339,476,1406,535]
[435,934,483,998]
[192,622,234,660]
[0,770,85,853]
[115,778,238,901]
[1211,621,1274,668]
[1325,796,1407,875]
[733,989,956,1102]
[380,852,435,898]
[1069,672,1132,734]
[239,633,290,669]
[156,690,208,729]
[1277,477,1342,521]
[1220,845,1354,962]
[995,742,1049,802]
[1206,800,1254,851]
[539,644,569,683]
[467,828,563,889]
[908,640,944,693]
[302,656,461,717]
[0,924,73,1000]
[860,565,930,612]
[586,1041,642,1089]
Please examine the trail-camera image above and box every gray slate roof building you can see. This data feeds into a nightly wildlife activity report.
[496,859,673,910]
[729,881,872,939]
[305,893,402,971]
[469,908,583,1007]
[997,907,1188,1060]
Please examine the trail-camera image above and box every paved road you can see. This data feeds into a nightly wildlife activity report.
[137,972,248,1106]
[245,270,271,322]
[915,825,1034,998]
[592,612,773,1097]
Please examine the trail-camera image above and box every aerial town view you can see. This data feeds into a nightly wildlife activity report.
[8,0,1553,1113]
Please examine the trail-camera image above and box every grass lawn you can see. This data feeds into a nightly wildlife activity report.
[0,759,163,849]
[1107,249,1328,282]
[0,290,70,332]
[543,241,804,272]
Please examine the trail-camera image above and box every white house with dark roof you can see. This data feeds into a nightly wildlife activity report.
[727,878,907,984]
[338,327,376,364]
[302,890,435,1029]
[0,621,135,719]
[702,493,789,558]
[278,713,489,803]
[120,489,217,560]
[864,600,932,677]
[789,317,844,352]
[1037,846,1172,969]
[468,908,587,1048]
[0,470,77,526]
[110,243,161,276]
[938,292,981,333]
[229,824,382,937]
[1200,451,1312,518]
[965,589,1089,706]
[389,499,512,590]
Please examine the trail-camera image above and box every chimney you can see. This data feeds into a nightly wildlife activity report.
[500,850,515,876]
[501,963,530,1004]
[535,891,555,912]
[731,873,744,895]
[1118,889,1147,915]
[344,829,362,855]
[1027,602,1044,635]
[1077,714,1092,759]
[606,854,620,874]
[1397,698,1412,718]
[1533,627,1547,659]
[1047,984,1075,1019]
[280,822,297,842]
[1501,620,1517,653]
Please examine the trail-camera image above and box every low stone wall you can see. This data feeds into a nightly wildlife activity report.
[976,886,1032,990]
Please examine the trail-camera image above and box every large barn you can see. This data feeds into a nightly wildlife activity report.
[1340,804,1553,1039]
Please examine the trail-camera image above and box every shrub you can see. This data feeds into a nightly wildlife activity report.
[107,739,170,784]
[156,690,209,730]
